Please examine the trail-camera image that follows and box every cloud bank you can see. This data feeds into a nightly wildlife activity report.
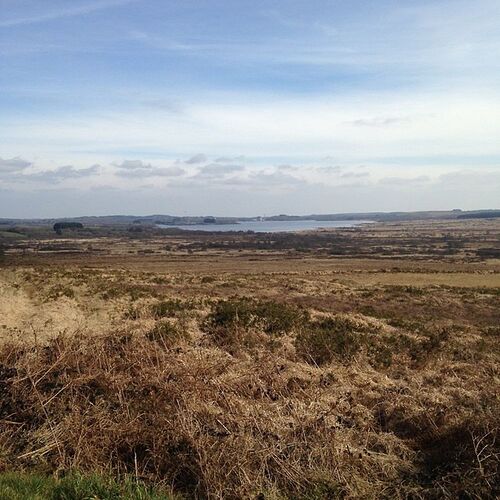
[1,0,499,216]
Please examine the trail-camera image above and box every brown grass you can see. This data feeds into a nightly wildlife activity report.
[0,297,498,498]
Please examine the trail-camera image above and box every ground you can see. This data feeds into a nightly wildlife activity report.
[0,220,498,498]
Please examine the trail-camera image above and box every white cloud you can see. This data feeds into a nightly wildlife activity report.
[116,166,185,178]
[215,155,246,163]
[26,165,100,183]
[185,153,207,164]
[378,175,430,186]
[346,116,413,127]
[0,157,32,173]
[197,163,245,177]
[113,160,152,169]
[0,164,101,185]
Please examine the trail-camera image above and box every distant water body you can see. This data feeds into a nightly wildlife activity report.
[158,219,371,233]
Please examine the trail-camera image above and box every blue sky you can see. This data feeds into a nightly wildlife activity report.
[0,0,499,217]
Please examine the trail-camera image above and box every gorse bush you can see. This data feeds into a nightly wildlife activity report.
[295,316,362,365]
[254,300,310,335]
[150,299,189,319]
[407,325,451,365]
[44,284,76,301]
[295,316,395,367]
[126,299,191,320]
[146,321,188,347]
[203,298,254,330]
[203,298,308,336]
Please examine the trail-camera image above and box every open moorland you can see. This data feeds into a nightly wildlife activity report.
[0,219,499,499]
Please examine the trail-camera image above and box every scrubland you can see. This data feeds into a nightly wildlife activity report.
[0,220,498,499]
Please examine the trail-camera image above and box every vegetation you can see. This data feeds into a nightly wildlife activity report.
[146,320,189,347]
[150,299,191,319]
[0,219,498,498]
[204,298,308,335]
[295,316,367,364]
[457,210,500,219]
[53,222,84,235]
[0,472,172,500]
[1,217,499,262]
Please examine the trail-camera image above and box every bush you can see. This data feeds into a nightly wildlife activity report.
[252,300,309,335]
[295,317,362,365]
[408,326,451,364]
[366,343,393,369]
[203,298,308,336]
[150,299,188,319]
[146,321,188,347]
[44,284,76,301]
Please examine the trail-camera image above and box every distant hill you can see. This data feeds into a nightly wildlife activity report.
[456,210,500,219]
[0,209,499,227]
[264,209,500,222]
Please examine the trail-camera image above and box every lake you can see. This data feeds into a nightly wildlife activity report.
[158,219,371,233]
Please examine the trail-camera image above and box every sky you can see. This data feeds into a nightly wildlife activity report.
[1,0,499,218]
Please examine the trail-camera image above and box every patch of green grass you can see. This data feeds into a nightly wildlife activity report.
[0,472,172,500]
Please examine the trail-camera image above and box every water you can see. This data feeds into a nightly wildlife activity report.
[158,219,370,233]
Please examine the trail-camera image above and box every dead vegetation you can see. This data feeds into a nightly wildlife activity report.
[0,291,498,498]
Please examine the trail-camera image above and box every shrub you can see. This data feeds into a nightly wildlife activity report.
[408,326,451,364]
[295,317,362,365]
[146,321,188,347]
[200,276,215,284]
[201,298,308,354]
[203,298,308,336]
[44,284,75,301]
[203,298,254,331]
[252,300,309,335]
[367,343,393,369]
[126,299,189,321]
[150,299,188,319]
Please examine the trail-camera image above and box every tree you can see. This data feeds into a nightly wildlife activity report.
[53,222,84,235]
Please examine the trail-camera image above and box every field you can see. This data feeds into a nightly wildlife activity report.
[0,219,499,499]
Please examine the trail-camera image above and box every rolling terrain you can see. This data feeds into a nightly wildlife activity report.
[0,219,498,498]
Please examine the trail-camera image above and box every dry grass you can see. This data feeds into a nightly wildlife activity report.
[0,291,498,498]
